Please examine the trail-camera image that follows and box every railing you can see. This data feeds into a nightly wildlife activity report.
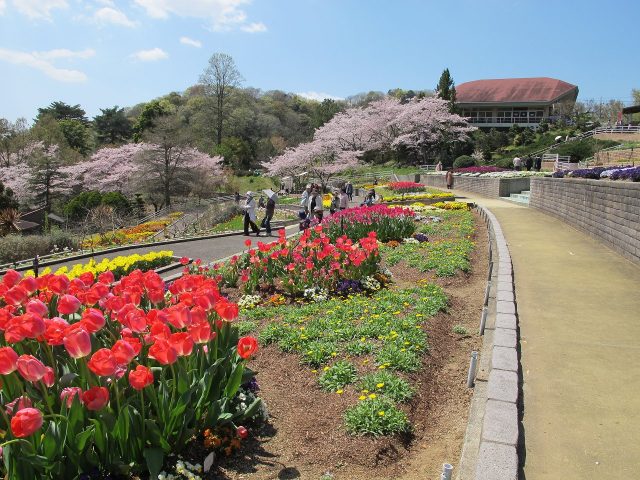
[593,125,640,134]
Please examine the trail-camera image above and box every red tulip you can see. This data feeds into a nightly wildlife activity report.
[26,299,47,317]
[57,294,81,315]
[63,327,92,359]
[2,269,21,288]
[47,275,70,295]
[43,317,69,346]
[5,396,32,416]
[17,312,46,339]
[244,239,252,247]
[214,300,239,322]
[4,285,28,306]
[0,347,18,375]
[87,349,117,377]
[237,336,258,359]
[148,339,177,365]
[16,355,47,382]
[60,387,83,408]
[147,289,165,304]
[128,365,154,390]
[10,407,43,437]
[43,366,55,387]
[20,276,38,294]
[82,386,109,411]
[150,321,170,340]
[188,320,211,344]
[78,271,95,286]
[111,339,136,365]
[81,308,105,333]
[168,332,194,357]
[179,256,189,265]
[237,426,248,439]
[97,271,115,285]
[166,304,191,329]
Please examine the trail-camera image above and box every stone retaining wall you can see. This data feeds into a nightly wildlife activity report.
[529,177,640,264]
[416,175,530,198]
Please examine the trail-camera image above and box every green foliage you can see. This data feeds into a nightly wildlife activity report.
[58,119,92,155]
[0,231,79,264]
[453,155,475,168]
[452,325,468,335]
[344,397,410,436]
[36,101,88,124]
[94,106,132,145]
[318,361,358,391]
[359,371,414,403]
[236,320,257,336]
[63,191,130,221]
[436,68,457,112]
[555,139,594,162]
[132,100,173,142]
[0,180,18,210]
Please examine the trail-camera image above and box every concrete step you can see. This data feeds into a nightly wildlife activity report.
[501,192,530,205]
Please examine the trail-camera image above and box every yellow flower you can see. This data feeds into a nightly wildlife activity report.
[359,395,366,401]
[362,389,369,394]
[376,383,384,389]
[323,366,330,371]
[336,389,344,394]
[311,369,317,373]
[378,411,385,416]
[378,365,386,369]
[368,394,377,399]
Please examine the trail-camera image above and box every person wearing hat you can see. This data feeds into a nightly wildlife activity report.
[261,192,276,236]
[242,191,261,236]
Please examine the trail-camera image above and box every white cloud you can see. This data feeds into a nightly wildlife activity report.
[11,0,68,19]
[297,91,345,102]
[0,47,88,82]
[180,36,202,48]
[241,22,266,33]
[35,48,96,60]
[95,0,115,5]
[133,0,266,32]
[130,47,168,62]
[94,7,137,27]
[0,0,6,15]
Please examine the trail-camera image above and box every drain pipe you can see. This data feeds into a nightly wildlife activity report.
[441,463,453,480]
[479,306,488,335]
[466,351,478,388]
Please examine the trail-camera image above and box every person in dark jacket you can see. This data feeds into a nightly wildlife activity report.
[525,156,533,171]
[345,181,354,201]
[262,196,276,236]
[534,156,542,172]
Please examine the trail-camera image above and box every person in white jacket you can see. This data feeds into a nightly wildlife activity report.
[300,184,312,214]
[242,191,261,236]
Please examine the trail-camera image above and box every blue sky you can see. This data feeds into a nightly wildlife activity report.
[1,0,639,122]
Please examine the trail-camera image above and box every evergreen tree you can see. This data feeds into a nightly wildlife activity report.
[94,106,133,145]
[436,68,457,112]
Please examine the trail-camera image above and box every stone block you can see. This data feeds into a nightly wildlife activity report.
[496,290,514,302]
[495,313,517,330]
[494,328,517,348]
[487,369,519,404]
[481,400,519,446]
[496,281,513,292]
[496,301,516,314]
[492,346,518,372]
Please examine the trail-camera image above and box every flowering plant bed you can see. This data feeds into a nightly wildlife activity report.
[0,268,260,479]
[380,192,454,203]
[207,206,487,479]
[387,181,426,193]
[23,250,175,281]
[82,212,184,249]
[553,164,640,181]
[322,205,416,242]
[453,166,507,174]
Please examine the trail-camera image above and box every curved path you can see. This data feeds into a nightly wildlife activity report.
[453,190,640,479]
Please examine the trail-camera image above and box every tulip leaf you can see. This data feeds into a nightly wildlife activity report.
[75,428,94,451]
[224,362,245,399]
[238,398,262,420]
[43,422,60,458]
[144,447,165,479]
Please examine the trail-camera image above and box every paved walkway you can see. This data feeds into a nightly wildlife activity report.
[453,191,640,479]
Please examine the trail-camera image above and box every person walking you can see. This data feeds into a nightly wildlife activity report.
[308,187,321,214]
[435,161,443,172]
[234,191,240,204]
[525,156,533,171]
[446,169,454,190]
[513,156,522,171]
[534,156,542,172]
[330,189,340,214]
[242,191,261,236]
[338,187,349,210]
[300,184,312,215]
[262,194,276,236]
[345,181,354,201]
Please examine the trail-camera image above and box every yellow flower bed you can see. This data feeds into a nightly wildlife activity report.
[431,201,470,210]
[82,213,183,248]
[383,192,454,202]
[25,250,175,280]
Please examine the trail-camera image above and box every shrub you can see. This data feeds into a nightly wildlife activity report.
[344,396,410,436]
[453,155,476,168]
[64,191,131,221]
[555,139,594,162]
[0,230,79,264]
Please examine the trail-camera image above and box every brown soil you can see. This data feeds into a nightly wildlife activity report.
[208,212,488,480]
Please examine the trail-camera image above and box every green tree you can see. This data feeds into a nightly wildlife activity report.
[132,100,173,142]
[36,101,89,124]
[0,181,18,210]
[311,98,344,128]
[435,68,457,112]
[215,136,253,171]
[58,119,92,155]
[94,106,132,145]
[199,52,244,146]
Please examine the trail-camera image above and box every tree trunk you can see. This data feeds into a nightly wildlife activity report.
[216,96,224,145]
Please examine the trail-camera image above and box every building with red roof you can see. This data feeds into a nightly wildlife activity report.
[456,77,578,128]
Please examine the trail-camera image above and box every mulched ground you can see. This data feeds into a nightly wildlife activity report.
[197,211,489,480]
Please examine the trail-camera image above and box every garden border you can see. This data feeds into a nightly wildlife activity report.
[455,206,522,480]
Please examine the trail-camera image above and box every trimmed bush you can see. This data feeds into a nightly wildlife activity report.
[0,230,79,264]
[453,155,476,168]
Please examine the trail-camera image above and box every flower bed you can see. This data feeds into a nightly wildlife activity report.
[454,166,507,174]
[210,227,381,297]
[553,164,640,181]
[322,205,416,242]
[381,192,454,203]
[24,250,175,281]
[0,268,260,479]
[82,212,183,248]
[387,181,425,193]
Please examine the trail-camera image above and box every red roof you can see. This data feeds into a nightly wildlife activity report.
[456,77,578,104]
